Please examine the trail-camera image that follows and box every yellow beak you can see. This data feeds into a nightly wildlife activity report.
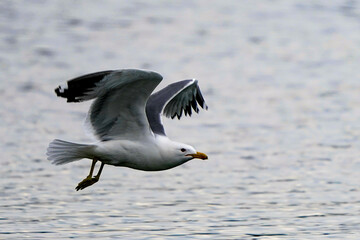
[186,151,208,160]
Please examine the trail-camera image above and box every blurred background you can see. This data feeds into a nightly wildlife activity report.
[1,0,360,239]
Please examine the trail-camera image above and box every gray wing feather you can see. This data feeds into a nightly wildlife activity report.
[84,69,162,140]
[146,79,208,135]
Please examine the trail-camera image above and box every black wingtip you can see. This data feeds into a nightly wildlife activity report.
[55,85,80,102]
[54,87,60,96]
[55,85,66,98]
[54,70,114,103]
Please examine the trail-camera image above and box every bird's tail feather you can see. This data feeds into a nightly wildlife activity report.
[47,139,95,165]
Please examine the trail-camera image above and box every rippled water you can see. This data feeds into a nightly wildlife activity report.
[1,0,360,239]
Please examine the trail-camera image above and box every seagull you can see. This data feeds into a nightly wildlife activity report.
[46,69,208,191]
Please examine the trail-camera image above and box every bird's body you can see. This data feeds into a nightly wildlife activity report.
[89,136,192,171]
[47,69,208,190]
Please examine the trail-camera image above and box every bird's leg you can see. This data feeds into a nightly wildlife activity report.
[87,158,98,178]
[75,159,98,191]
[93,162,105,182]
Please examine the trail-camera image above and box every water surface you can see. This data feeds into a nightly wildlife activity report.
[1,1,360,239]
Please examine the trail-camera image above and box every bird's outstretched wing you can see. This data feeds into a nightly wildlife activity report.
[145,79,208,136]
[55,69,163,140]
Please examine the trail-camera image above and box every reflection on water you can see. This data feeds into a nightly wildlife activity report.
[1,1,360,239]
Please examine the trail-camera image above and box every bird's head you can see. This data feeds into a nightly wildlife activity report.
[173,142,208,162]
[156,137,208,169]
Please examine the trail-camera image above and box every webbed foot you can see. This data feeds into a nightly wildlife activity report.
[75,160,105,191]
[75,176,99,191]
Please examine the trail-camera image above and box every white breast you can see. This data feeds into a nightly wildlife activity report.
[93,136,183,171]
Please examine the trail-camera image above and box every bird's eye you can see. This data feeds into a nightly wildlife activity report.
[180,148,186,152]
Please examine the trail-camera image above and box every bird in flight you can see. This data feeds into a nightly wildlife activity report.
[47,69,208,191]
